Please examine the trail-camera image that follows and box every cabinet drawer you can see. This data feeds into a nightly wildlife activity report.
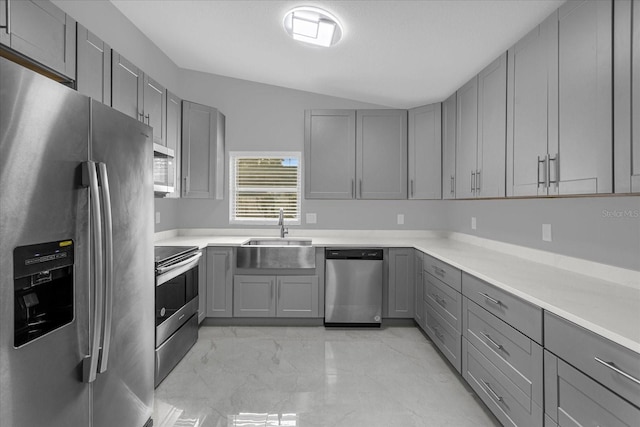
[545,312,640,408]
[424,273,462,332]
[424,302,461,373]
[462,273,542,344]
[423,254,462,292]
[463,339,544,427]
[545,351,640,427]
[463,297,543,407]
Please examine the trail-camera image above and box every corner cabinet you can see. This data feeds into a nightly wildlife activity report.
[76,23,111,105]
[408,104,441,200]
[0,0,76,80]
[304,109,407,200]
[181,101,225,199]
[614,0,640,193]
[442,93,457,199]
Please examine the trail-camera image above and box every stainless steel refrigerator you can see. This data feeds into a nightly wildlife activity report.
[0,57,154,427]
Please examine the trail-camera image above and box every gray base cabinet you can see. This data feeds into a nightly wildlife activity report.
[206,248,233,318]
[76,23,111,105]
[197,249,207,324]
[408,103,441,200]
[182,101,225,199]
[0,0,76,79]
[387,248,415,318]
[234,275,320,318]
[414,251,424,329]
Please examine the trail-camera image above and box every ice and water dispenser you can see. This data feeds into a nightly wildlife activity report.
[13,240,74,347]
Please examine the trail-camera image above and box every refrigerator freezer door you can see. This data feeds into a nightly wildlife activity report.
[89,100,155,427]
[0,58,92,426]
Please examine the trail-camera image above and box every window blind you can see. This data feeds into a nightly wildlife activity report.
[230,154,301,223]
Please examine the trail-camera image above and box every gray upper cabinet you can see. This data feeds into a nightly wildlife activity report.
[408,104,442,200]
[143,74,166,146]
[442,93,457,199]
[455,76,479,199]
[76,23,111,105]
[111,51,144,121]
[304,110,356,199]
[304,109,407,199]
[456,54,507,199]
[476,53,507,198]
[506,12,558,197]
[356,109,408,199]
[614,0,640,193]
[165,90,182,198]
[182,100,225,199]
[0,0,76,80]
[556,0,612,194]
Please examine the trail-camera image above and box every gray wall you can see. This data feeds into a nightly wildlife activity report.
[444,196,640,270]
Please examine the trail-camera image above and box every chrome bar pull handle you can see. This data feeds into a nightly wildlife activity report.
[471,172,475,193]
[481,332,503,351]
[359,179,363,198]
[410,179,414,198]
[351,179,355,198]
[82,162,104,383]
[1,0,10,34]
[450,175,455,195]
[537,156,546,186]
[97,163,113,374]
[482,380,503,403]
[476,170,481,193]
[145,114,150,124]
[548,153,559,185]
[594,357,640,386]
[478,292,501,306]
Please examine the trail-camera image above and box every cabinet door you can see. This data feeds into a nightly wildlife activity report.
[1,0,76,79]
[408,104,442,200]
[143,74,166,145]
[387,248,415,318]
[206,248,233,318]
[356,110,408,199]
[165,90,182,198]
[557,0,612,194]
[111,51,144,121]
[442,93,457,199]
[477,53,507,198]
[76,23,111,105]
[414,251,424,329]
[304,110,356,199]
[233,275,275,317]
[614,0,640,193]
[455,77,478,199]
[507,14,557,197]
[198,249,207,324]
[276,276,319,318]
[182,101,225,199]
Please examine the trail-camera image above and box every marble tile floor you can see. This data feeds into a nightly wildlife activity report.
[154,326,501,427]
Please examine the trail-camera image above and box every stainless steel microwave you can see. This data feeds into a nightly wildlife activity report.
[153,143,175,195]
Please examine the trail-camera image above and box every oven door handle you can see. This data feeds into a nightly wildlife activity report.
[156,252,202,285]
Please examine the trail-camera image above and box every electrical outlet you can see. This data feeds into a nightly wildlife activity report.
[471,217,477,230]
[155,212,160,224]
[542,223,552,242]
[397,214,405,225]
[306,213,317,224]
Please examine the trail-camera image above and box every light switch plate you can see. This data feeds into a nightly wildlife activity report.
[155,212,160,224]
[306,213,317,224]
[542,223,552,242]
[397,214,405,225]
[471,217,477,230]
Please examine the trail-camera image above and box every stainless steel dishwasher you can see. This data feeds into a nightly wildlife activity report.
[324,248,383,326]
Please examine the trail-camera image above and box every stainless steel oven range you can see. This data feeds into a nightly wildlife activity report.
[154,245,201,387]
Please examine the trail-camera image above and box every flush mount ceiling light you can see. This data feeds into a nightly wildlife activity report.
[283,6,343,47]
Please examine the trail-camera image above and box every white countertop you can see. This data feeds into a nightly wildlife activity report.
[156,229,640,354]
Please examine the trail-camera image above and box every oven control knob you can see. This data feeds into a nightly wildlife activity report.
[160,307,166,317]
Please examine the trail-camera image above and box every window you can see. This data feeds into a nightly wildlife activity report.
[229,152,301,225]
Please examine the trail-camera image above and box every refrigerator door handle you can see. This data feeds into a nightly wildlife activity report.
[82,161,105,383]
[97,162,114,374]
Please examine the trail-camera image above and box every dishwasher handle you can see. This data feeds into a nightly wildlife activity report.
[325,248,384,260]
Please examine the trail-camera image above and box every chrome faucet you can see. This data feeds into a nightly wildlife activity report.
[278,208,288,238]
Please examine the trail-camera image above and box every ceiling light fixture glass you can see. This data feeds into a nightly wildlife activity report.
[283,7,343,47]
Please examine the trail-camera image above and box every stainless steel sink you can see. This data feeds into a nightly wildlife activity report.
[237,238,315,269]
